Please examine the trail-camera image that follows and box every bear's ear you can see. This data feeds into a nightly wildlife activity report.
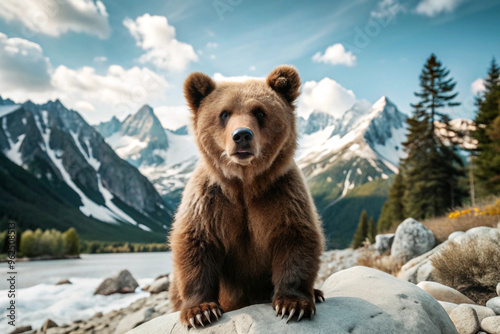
[184,72,216,112]
[266,65,301,104]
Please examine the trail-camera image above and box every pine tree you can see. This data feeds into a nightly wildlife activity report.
[352,210,368,249]
[377,172,405,232]
[402,54,464,219]
[367,217,376,244]
[473,58,500,195]
[63,228,80,256]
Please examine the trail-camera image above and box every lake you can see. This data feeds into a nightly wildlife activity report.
[15,251,173,288]
[0,252,173,331]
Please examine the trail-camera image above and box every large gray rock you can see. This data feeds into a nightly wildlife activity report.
[127,266,457,334]
[391,218,436,262]
[94,270,139,296]
[374,233,395,254]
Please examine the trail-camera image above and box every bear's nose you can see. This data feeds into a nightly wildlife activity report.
[232,128,254,144]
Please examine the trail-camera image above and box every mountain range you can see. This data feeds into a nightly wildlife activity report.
[0,96,172,242]
[97,96,407,248]
[2,94,474,248]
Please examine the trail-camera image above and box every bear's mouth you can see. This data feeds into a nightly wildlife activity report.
[232,150,254,159]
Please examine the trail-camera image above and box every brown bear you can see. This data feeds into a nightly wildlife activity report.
[168,65,325,328]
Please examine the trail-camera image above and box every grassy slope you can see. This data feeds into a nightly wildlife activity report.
[0,153,166,243]
[316,176,394,249]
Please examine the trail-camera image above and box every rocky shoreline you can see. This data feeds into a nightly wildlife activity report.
[9,220,500,334]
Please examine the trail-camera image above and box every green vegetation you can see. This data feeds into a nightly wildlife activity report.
[352,210,368,249]
[378,54,466,232]
[19,228,80,258]
[367,217,376,244]
[473,58,500,196]
[80,241,168,254]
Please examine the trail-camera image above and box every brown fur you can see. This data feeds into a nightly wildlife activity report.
[169,65,325,326]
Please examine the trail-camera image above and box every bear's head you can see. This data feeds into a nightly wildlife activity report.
[184,65,300,180]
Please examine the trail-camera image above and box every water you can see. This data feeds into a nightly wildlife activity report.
[13,252,173,288]
[0,252,173,331]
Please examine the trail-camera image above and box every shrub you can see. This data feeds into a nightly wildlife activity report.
[431,235,500,304]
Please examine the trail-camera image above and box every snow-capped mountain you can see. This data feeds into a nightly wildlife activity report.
[0,96,172,241]
[94,96,413,248]
[96,107,199,207]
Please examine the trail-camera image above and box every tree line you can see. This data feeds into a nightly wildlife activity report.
[352,54,500,247]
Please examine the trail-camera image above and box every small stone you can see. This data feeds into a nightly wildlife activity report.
[55,279,71,285]
[438,301,457,315]
[496,283,500,297]
[486,297,500,315]
[481,315,500,334]
[450,304,480,334]
[41,319,58,332]
[417,281,475,304]
[114,307,155,334]
[374,233,395,254]
[147,276,170,294]
[467,304,497,322]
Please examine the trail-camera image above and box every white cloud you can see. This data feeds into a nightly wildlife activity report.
[471,78,485,95]
[206,42,218,48]
[0,33,52,91]
[213,73,263,82]
[0,0,110,38]
[371,0,406,18]
[249,66,256,72]
[209,55,216,60]
[123,14,198,72]
[155,105,191,131]
[415,0,465,17]
[0,34,169,124]
[299,78,357,118]
[312,43,356,67]
[93,56,107,63]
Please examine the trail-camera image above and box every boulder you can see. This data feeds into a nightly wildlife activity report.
[448,231,465,241]
[94,269,139,296]
[486,296,500,315]
[41,319,58,332]
[128,266,457,334]
[374,233,394,254]
[9,326,32,334]
[115,307,155,334]
[417,281,475,304]
[497,283,500,297]
[147,276,170,294]
[481,315,500,334]
[449,305,479,334]
[391,218,436,262]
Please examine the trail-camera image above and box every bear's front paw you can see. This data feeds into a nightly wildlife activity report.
[273,295,316,323]
[180,302,223,328]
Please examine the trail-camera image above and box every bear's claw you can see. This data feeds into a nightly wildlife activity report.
[273,295,316,323]
[314,289,325,303]
[182,302,223,328]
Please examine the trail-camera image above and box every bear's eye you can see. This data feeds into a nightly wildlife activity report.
[220,111,229,124]
[254,108,266,126]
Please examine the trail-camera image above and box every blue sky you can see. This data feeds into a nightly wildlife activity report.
[0,0,499,129]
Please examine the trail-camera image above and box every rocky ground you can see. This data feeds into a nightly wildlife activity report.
[10,220,500,334]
